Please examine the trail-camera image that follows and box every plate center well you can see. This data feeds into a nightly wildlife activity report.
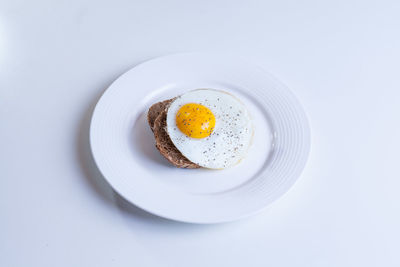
[129,83,273,195]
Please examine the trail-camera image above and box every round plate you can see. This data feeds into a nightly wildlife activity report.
[90,53,310,223]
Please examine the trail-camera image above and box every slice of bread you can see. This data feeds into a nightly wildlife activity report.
[148,100,200,169]
[147,99,173,132]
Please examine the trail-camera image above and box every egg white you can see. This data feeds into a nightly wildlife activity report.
[166,89,253,169]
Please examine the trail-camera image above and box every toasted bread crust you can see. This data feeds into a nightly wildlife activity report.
[147,99,173,132]
[148,100,200,169]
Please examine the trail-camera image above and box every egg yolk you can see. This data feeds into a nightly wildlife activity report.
[176,103,216,138]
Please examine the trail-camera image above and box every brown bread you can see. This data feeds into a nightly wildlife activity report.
[148,100,200,169]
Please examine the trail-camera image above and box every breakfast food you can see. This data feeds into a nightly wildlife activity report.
[148,89,253,169]
[149,99,200,169]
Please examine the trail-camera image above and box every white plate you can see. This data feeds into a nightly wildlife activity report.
[90,53,310,223]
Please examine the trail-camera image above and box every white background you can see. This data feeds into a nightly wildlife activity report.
[1,0,399,266]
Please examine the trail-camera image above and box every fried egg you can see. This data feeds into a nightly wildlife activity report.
[166,89,253,169]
